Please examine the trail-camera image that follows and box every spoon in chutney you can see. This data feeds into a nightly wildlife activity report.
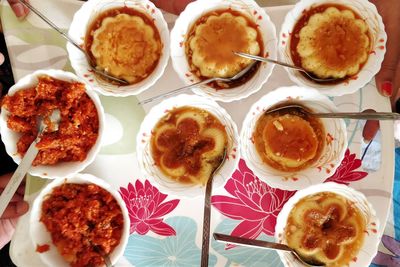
[17,0,129,85]
[213,233,325,267]
[0,109,61,217]
[234,51,345,83]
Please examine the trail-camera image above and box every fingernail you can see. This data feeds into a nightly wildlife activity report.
[381,81,393,97]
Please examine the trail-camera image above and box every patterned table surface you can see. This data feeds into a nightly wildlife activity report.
[0,0,397,266]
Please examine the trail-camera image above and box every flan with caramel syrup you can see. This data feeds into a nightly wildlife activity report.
[85,7,162,84]
[151,106,228,185]
[253,105,324,171]
[186,10,263,89]
[285,192,366,266]
[291,5,370,80]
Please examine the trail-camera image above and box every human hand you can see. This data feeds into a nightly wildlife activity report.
[0,173,29,249]
[151,0,194,15]
[7,0,29,18]
[362,0,400,141]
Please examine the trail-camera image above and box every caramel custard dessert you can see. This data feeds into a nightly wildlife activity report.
[253,105,324,172]
[186,9,263,89]
[151,107,228,185]
[85,7,162,84]
[291,4,370,80]
[285,192,366,266]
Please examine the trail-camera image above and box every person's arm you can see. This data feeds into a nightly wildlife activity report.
[0,1,29,250]
[363,0,400,141]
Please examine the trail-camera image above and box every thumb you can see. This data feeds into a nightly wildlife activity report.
[362,109,380,142]
[7,0,29,18]
[372,0,400,98]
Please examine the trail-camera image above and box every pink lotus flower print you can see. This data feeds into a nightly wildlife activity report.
[119,180,180,236]
[325,149,368,185]
[211,160,295,246]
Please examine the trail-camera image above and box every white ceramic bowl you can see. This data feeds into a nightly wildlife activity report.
[67,0,169,97]
[275,182,380,267]
[0,69,104,179]
[136,94,240,197]
[29,173,130,267]
[241,86,347,190]
[279,0,386,96]
[170,0,277,102]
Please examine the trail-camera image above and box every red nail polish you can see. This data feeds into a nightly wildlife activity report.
[381,81,393,97]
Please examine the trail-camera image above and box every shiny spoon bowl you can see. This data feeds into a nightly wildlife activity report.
[89,239,113,267]
[265,104,400,120]
[213,233,325,267]
[234,52,344,83]
[139,61,259,105]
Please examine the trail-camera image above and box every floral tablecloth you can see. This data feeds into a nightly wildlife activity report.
[0,0,399,266]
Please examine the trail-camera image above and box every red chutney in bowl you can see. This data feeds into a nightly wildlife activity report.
[40,183,124,267]
[1,75,99,166]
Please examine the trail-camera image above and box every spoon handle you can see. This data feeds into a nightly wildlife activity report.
[200,170,214,267]
[138,78,215,105]
[18,0,83,52]
[313,112,400,120]
[213,233,293,252]
[234,52,304,72]
[200,150,226,267]
[0,139,38,217]
[18,0,128,85]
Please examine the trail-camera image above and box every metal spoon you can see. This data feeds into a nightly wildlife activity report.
[0,109,61,217]
[200,150,227,267]
[139,61,258,105]
[89,240,113,267]
[234,52,343,83]
[265,104,400,120]
[17,0,128,85]
[213,233,325,267]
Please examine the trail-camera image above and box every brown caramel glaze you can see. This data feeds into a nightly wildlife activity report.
[150,106,227,184]
[290,4,370,84]
[253,104,325,172]
[285,192,366,266]
[185,9,263,90]
[85,6,161,85]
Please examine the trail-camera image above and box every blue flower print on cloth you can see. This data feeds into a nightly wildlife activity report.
[124,216,217,267]
[211,219,284,267]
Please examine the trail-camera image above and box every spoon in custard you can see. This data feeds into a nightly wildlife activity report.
[265,104,400,121]
[213,233,325,267]
[234,52,344,83]
[17,0,128,85]
[200,149,227,267]
[139,61,258,105]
